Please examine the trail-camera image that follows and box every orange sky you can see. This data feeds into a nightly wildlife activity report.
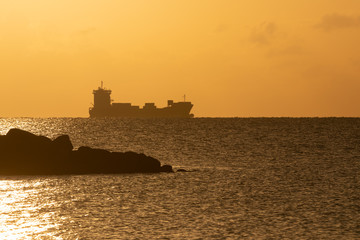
[0,0,359,117]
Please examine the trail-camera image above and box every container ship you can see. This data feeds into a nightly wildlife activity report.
[89,83,194,118]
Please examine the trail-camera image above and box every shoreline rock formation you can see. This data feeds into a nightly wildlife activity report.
[0,128,173,175]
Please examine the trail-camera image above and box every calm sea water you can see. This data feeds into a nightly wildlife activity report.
[0,118,359,239]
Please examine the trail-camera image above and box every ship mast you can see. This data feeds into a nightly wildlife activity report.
[183,94,186,102]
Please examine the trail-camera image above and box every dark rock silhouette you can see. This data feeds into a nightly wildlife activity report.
[160,164,173,173]
[0,128,173,175]
[53,135,73,153]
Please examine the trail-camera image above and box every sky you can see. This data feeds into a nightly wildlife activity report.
[0,0,359,117]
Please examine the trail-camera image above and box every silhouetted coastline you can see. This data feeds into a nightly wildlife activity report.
[0,128,173,175]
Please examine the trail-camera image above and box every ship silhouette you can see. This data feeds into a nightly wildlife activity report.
[89,82,194,118]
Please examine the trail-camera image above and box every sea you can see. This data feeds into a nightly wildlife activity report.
[0,118,359,239]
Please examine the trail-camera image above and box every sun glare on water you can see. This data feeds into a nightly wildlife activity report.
[0,180,60,239]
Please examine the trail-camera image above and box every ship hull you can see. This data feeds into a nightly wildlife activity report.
[89,84,194,118]
[89,102,194,118]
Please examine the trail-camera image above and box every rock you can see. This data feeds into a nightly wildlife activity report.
[0,129,55,174]
[0,128,172,175]
[70,147,113,174]
[177,169,187,172]
[6,128,52,151]
[68,148,163,174]
[53,135,73,153]
[160,164,174,173]
[4,128,53,161]
[0,135,8,150]
[6,128,37,139]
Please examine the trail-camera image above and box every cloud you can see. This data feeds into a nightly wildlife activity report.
[316,13,360,31]
[250,22,277,45]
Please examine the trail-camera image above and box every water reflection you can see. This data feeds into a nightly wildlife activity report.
[0,118,359,238]
[0,179,59,239]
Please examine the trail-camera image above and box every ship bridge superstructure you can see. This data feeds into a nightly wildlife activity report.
[93,81,112,110]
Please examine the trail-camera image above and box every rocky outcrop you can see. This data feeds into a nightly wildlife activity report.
[0,128,173,175]
[160,164,173,173]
